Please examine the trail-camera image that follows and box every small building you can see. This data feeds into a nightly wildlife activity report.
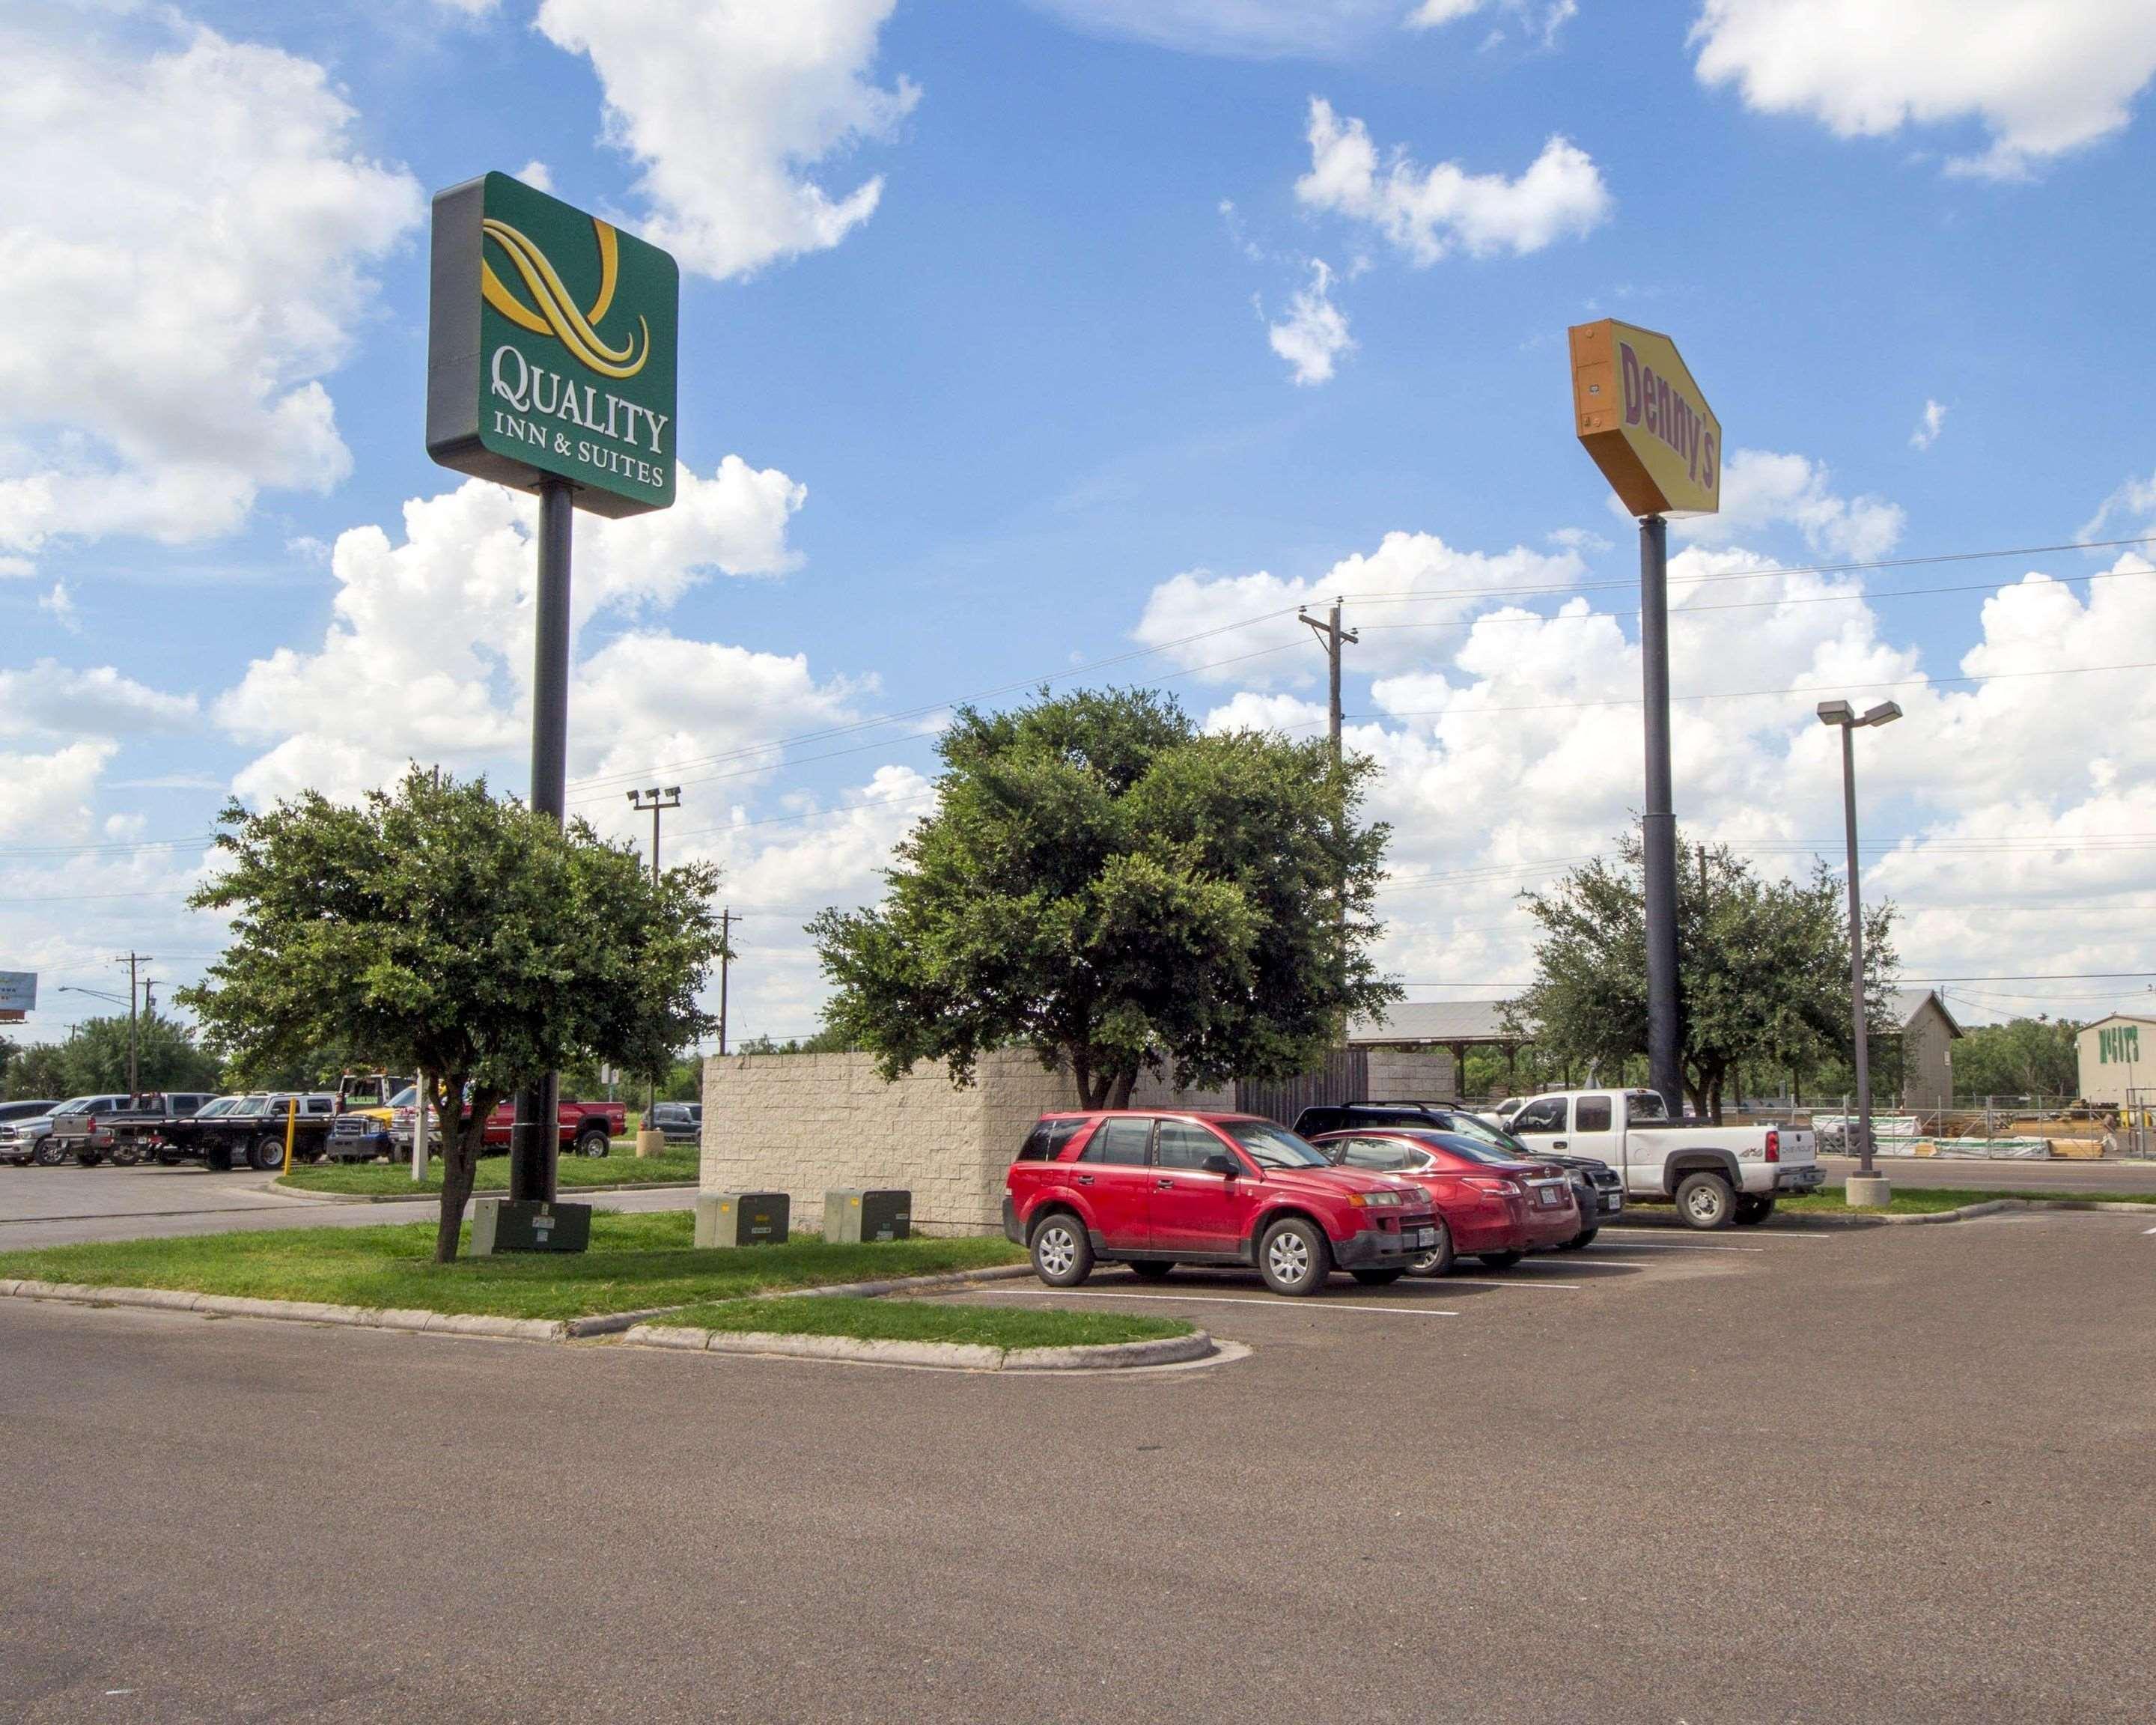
[2076,1013,2156,1109]
[1342,1000,1529,1101]
[1889,988,1962,1110]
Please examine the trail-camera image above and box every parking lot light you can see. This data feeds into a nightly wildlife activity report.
[1816,697,1901,1207]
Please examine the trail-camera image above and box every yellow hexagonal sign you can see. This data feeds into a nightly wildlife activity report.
[1569,319,1720,519]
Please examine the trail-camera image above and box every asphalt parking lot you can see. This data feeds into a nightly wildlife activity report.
[4,1206,2151,1723]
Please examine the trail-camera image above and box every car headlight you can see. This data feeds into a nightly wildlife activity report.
[1348,1190,1403,1208]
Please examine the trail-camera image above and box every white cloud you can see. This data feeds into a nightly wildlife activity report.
[1691,0,2156,178]
[2079,468,2156,544]
[1295,99,1612,264]
[1267,259,1355,386]
[516,159,555,194]
[217,459,811,806]
[0,740,115,842]
[535,0,917,282]
[0,661,197,739]
[1407,1,1577,47]
[1135,530,1584,688]
[1026,1,1407,57]
[1671,448,1905,562]
[37,582,79,634]
[0,10,423,562]
[1910,399,1948,451]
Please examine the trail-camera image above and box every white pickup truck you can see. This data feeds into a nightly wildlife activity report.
[1502,1089,1821,1229]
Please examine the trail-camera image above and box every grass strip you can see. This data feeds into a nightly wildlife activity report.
[278,1150,698,1196]
[0,1212,1023,1321]
[666,1297,1190,1351]
[1774,1185,2156,1216]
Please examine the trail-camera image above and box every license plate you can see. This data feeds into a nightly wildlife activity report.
[1536,1187,1562,1207]
[1604,1193,1623,1213]
[1411,1227,1437,1248]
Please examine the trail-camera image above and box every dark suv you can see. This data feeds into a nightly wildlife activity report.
[1294,1101,1621,1247]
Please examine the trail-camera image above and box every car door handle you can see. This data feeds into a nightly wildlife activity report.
[1075,1174,1094,1185]
[1552,1140,1567,1149]
[1155,1178,1174,1190]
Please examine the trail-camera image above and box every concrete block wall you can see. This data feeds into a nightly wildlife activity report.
[701,1050,1232,1235]
[1364,1046,1458,1101]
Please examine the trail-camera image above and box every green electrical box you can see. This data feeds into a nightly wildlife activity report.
[823,1188,912,1244]
[695,1191,791,1249]
[469,1197,591,1256]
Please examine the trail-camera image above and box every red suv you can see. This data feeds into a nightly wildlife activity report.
[1003,1111,1440,1296]
[1312,1128,1581,1274]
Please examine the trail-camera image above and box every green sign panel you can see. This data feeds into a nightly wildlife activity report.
[2098,1025,2141,1065]
[426,171,677,517]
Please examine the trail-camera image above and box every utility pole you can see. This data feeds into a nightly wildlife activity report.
[627,786,683,1122]
[716,909,738,1056]
[1299,600,1361,762]
[114,952,150,1104]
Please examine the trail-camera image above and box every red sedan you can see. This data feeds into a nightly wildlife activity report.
[1313,1128,1581,1274]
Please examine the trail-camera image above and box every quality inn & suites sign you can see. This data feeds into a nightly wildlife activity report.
[426,171,678,517]
[1568,318,1720,520]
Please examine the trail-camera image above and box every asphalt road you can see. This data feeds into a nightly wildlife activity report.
[4,1208,2150,1723]
[0,1162,698,1247]
[1817,1154,2156,1193]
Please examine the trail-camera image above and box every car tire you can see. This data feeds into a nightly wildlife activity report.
[1350,1267,1405,1286]
[1563,1226,1600,1250]
[1127,1261,1175,1280]
[32,1139,67,1167]
[1734,1195,1776,1227]
[112,1143,141,1167]
[1675,1171,1739,1230]
[1406,1220,1455,1278]
[574,1127,611,1159]
[1477,1250,1523,1270]
[76,1149,101,1166]
[1029,1211,1094,1287]
[1258,1217,1332,1296]
[206,1144,234,1172]
[250,1134,287,1172]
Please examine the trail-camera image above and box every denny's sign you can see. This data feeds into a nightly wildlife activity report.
[1568,320,1720,519]
[427,171,678,517]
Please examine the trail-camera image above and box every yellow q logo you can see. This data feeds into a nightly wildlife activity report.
[481,216,651,380]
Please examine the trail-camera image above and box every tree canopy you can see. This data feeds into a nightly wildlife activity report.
[181,767,724,1261]
[1,1014,222,1101]
[1949,1015,2080,1101]
[812,687,1398,1107]
[1510,833,1897,1121]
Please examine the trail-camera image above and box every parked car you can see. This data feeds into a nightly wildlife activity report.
[46,1092,220,1166]
[1003,1110,1441,1296]
[1295,1102,1621,1247]
[1313,1128,1583,1272]
[0,1099,62,1165]
[13,1095,134,1166]
[481,1098,625,1158]
[648,1101,701,1145]
[160,1092,340,1170]
[1503,1089,1821,1228]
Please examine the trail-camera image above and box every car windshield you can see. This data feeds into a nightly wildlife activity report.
[1441,1114,1535,1156]
[1411,1132,1535,1167]
[1627,1089,1669,1121]
[1221,1119,1330,1169]
[387,1086,416,1109]
[196,1098,241,1117]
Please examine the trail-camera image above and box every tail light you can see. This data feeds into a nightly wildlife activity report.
[1764,1130,1779,1163]
[1466,1175,1520,1197]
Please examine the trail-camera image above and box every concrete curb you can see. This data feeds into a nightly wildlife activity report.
[1613,1196,2156,1232]
[0,1279,570,1341]
[269,1178,698,1205]
[777,1263,1037,1300]
[621,1321,1216,1372]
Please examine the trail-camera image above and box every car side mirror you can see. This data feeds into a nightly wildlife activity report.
[1202,1151,1240,1178]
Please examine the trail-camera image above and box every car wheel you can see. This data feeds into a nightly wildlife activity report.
[1030,1212,1094,1286]
[1406,1220,1455,1278]
[1734,1195,1776,1226]
[575,1127,611,1158]
[156,1150,183,1166]
[32,1139,67,1167]
[1258,1217,1332,1296]
[1675,1171,1738,1230]
[206,1143,234,1172]
[250,1134,287,1172]
[112,1143,141,1167]
[1562,1226,1600,1250]
[1477,1250,1523,1270]
[76,1149,101,1166]
[1127,1261,1175,1280]
[1350,1267,1404,1286]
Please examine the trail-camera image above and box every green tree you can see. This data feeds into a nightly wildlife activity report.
[181,768,725,1262]
[4,1040,75,1101]
[1951,1016,2081,1101]
[813,687,1398,1107]
[1511,834,1897,1122]
[58,1012,224,1095]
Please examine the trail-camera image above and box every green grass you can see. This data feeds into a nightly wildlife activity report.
[278,1148,698,1196]
[666,1297,1192,1351]
[1774,1185,2156,1217]
[0,1212,1024,1321]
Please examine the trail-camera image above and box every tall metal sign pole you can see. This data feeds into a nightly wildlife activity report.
[426,170,679,1229]
[1569,320,1721,1117]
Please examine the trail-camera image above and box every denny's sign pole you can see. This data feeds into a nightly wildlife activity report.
[427,171,679,1215]
[1569,320,1720,1119]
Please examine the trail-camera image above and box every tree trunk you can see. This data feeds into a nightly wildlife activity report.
[432,1079,496,1265]
[1108,1067,1136,1110]
[1708,1074,1724,1125]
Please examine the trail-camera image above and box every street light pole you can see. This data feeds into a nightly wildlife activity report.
[1817,698,1901,1206]
[626,786,681,1143]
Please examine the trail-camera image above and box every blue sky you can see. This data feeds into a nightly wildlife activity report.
[7,0,2156,1045]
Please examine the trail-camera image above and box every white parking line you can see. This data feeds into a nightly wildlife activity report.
[1009,1289,1462,1317]
[1437,1278,1583,1290]
[2143,1225,2156,1235]
[1588,1240,1767,1254]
